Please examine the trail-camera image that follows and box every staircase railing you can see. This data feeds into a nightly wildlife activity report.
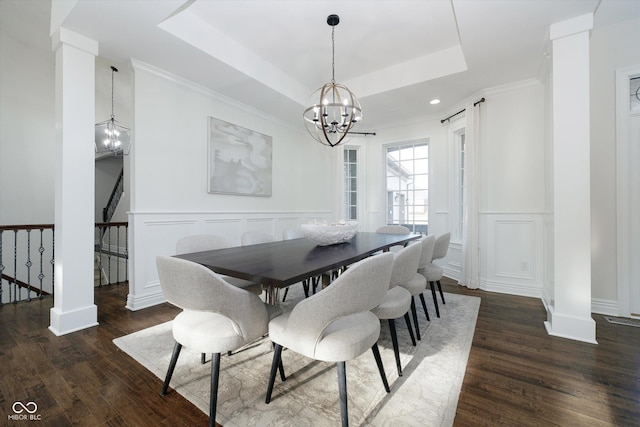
[94,222,128,287]
[103,168,124,223]
[0,225,54,304]
[1,222,128,305]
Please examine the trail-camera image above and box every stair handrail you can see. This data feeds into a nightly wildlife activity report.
[103,168,124,223]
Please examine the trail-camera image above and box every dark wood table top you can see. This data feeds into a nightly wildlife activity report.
[175,232,420,288]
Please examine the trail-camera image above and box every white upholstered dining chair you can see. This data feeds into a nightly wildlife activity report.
[376,225,411,252]
[371,242,420,376]
[376,225,410,234]
[241,230,276,246]
[399,236,433,339]
[175,234,262,295]
[419,232,450,318]
[156,256,282,427]
[265,252,394,427]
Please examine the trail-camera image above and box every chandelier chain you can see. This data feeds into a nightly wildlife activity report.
[331,26,335,84]
[111,68,115,118]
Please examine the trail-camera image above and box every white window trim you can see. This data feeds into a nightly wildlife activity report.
[341,145,364,224]
[383,138,430,234]
[448,117,466,244]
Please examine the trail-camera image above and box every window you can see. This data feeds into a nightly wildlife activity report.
[343,148,358,221]
[385,141,429,234]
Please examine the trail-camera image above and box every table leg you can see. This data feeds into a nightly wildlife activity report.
[265,286,280,305]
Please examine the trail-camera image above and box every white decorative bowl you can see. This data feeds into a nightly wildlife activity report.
[301,222,358,246]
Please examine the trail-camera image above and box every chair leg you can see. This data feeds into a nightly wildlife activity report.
[404,312,416,346]
[209,353,221,427]
[302,279,310,298]
[266,344,283,404]
[429,281,440,318]
[388,319,402,377]
[201,353,206,364]
[337,361,349,427]
[371,343,390,393]
[419,293,431,321]
[437,280,445,304]
[410,297,421,341]
[270,342,286,382]
[161,342,182,396]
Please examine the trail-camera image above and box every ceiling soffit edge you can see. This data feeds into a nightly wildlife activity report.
[158,7,309,106]
[345,45,468,99]
[130,59,303,134]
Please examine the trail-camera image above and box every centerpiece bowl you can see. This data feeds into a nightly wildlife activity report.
[301,221,358,246]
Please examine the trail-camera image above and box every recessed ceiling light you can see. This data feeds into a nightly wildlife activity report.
[430,99,440,105]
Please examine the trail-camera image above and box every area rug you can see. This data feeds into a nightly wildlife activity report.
[114,287,480,426]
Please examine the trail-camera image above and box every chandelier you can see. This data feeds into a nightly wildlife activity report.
[303,14,362,147]
[95,66,130,156]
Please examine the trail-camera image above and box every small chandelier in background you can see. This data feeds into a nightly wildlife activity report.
[95,66,130,156]
[303,14,362,147]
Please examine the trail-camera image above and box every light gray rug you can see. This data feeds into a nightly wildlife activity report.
[114,287,480,426]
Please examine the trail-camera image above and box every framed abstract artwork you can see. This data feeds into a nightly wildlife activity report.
[207,117,273,196]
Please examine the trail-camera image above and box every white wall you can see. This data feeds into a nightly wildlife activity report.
[0,30,55,225]
[590,17,640,311]
[349,79,547,298]
[126,61,337,309]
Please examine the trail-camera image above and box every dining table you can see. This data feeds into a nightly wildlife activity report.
[175,231,421,304]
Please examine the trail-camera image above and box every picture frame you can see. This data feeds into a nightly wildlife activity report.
[207,117,273,196]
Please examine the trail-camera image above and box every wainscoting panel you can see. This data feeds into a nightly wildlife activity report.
[126,211,331,310]
[244,217,278,240]
[443,241,462,282]
[276,216,304,239]
[480,213,544,298]
[202,218,243,245]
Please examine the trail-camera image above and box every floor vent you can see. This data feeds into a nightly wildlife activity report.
[604,316,640,328]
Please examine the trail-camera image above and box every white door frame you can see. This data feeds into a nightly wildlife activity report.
[615,64,640,318]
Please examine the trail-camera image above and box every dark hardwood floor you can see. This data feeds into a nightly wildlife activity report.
[1,279,638,426]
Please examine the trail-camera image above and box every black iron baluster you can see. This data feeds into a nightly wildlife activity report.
[12,229,17,303]
[107,225,112,286]
[38,228,45,299]
[25,229,32,301]
[51,229,55,300]
[0,229,4,303]
[116,225,120,283]
[97,225,103,287]
[125,225,128,282]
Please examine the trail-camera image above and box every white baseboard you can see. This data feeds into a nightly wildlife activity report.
[591,298,619,316]
[126,289,167,311]
[49,304,99,336]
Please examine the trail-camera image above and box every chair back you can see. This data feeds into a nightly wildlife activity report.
[282,252,393,355]
[390,242,422,288]
[156,256,269,340]
[417,235,436,269]
[432,232,451,261]
[283,227,304,240]
[376,225,410,235]
[175,234,231,255]
[241,230,276,245]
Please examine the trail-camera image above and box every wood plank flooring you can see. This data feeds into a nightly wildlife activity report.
[1,279,638,426]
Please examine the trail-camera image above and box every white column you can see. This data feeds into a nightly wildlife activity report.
[545,14,596,343]
[49,28,99,336]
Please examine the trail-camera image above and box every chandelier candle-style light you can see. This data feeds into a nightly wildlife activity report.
[303,14,362,147]
[95,66,130,156]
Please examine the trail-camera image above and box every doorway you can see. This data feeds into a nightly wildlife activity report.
[616,65,640,318]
